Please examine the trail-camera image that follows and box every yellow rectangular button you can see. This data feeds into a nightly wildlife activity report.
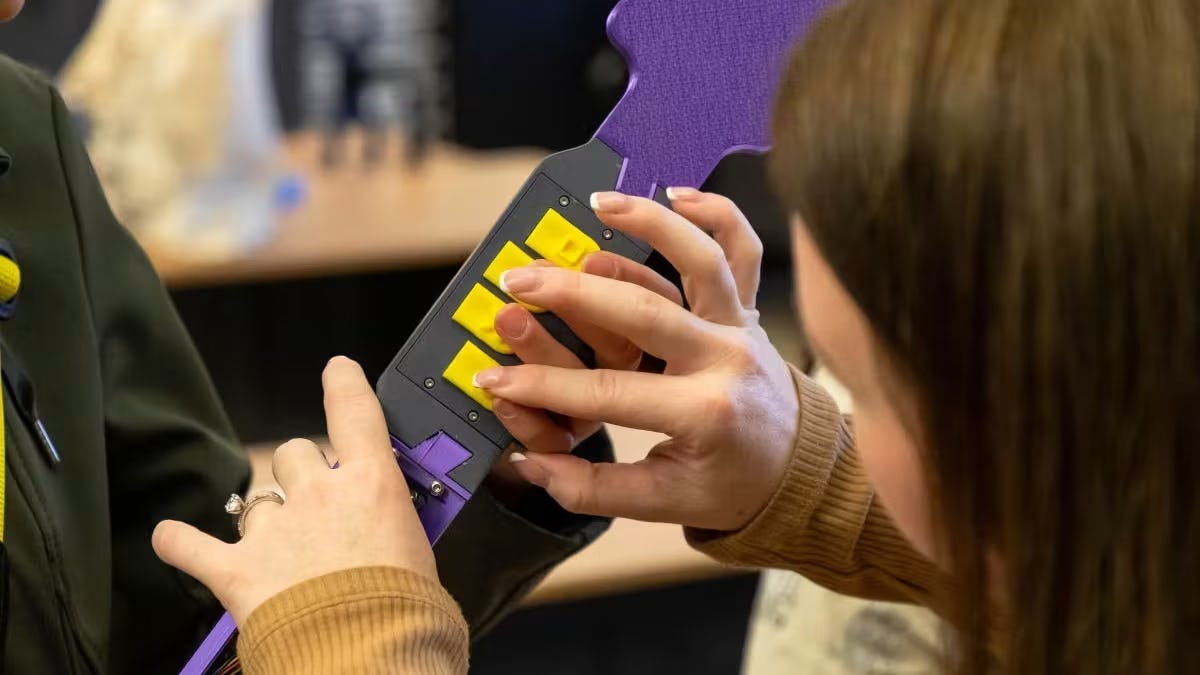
[452,284,513,355]
[483,241,545,312]
[525,208,599,270]
[442,341,499,411]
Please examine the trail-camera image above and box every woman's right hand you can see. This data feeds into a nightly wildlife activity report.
[476,189,800,532]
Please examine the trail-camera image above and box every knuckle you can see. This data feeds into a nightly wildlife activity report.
[587,368,622,406]
[702,386,738,426]
[631,289,665,327]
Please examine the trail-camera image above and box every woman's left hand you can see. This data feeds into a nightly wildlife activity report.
[152,357,437,625]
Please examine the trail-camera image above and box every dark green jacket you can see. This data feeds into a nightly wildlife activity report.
[0,55,610,674]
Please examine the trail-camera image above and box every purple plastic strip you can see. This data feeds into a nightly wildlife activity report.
[179,612,236,675]
[595,0,838,198]
[179,432,474,674]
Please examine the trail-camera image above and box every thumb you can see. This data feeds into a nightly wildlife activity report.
[508,452,664,521]
[153,519,234,592]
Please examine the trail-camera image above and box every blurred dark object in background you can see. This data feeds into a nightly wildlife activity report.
[0,0,98,74]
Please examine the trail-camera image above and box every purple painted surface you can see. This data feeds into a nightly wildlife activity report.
[179,612,237,675]
[595,0,838,197]
[391,432,473,543]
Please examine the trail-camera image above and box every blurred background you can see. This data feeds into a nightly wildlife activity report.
[1,2,940,673]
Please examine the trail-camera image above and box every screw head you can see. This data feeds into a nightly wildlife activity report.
[423,378,435,389]
[467,410,480,422]
[602,228,614,240]
[430,481,446,497]
[558,195,571,207]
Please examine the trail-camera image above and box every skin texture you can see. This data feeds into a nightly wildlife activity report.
[0,0,23,23]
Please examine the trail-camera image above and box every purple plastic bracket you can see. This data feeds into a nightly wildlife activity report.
[179,432,473,675]
[391,432,473,543]
[595,0,837,198]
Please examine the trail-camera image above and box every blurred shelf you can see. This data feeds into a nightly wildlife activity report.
[148,132,544,289]
[247,424,733,607]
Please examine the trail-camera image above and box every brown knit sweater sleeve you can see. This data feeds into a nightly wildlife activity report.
[237,566,470,675]
[687,365,945,609]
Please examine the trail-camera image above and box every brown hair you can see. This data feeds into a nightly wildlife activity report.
[770,0,1200,672]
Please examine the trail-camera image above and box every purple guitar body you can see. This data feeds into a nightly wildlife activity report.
[182,1,833,672]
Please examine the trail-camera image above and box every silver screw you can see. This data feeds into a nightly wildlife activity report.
[429,481,446,497]
[423,378,435,389]
[467,410,479,422]
[558,195,571,207]
[602,229,614,240]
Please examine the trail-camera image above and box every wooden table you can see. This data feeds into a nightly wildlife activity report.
[246,425,734,606]
[149,132,544,289]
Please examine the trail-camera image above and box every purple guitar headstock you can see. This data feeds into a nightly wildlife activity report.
[596,0,837,198]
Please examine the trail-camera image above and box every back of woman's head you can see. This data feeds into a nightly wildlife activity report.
[771,0,1200,672]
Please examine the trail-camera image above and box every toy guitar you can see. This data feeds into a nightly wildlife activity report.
[181,0,834,672]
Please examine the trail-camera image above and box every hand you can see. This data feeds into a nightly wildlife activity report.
[475,189,799,531]
[485,255,683,494]
[152,357,437,624]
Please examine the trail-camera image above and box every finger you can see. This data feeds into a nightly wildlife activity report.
[271,438,329,491]
[514,262,644,370]
[240,494,284,536]
[493,397,583,455]
[152,519,235,591]
[477,365,695,436]
[322,356,392,466]
[508,452,667,521]
[498,266,715,362]
[575,252,684,369]
[494,304,586,369]
[667,188,762,309]
[582,251,684,307]
[589,192,743,324]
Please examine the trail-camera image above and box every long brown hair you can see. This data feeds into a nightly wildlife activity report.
[770,0,1200,672]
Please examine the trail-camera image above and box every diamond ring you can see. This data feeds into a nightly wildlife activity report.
[225,491,285,538]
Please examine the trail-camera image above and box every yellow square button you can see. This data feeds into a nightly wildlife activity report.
[452,284,513,355]
[483,241,545,312]
[525,208,599,270]
[442,341,499,411]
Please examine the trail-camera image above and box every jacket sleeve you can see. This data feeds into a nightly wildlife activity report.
[434,430,613,636]
[49,88,253,673]
[686,366,946,611]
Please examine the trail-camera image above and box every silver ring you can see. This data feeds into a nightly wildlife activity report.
[225,491,284,538]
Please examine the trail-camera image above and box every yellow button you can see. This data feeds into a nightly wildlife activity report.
[525,208,599,270]
[452,284,513,355]
[483,241,545,313]
[443,341,499,411]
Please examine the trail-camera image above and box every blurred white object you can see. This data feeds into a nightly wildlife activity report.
[61,0,283,260]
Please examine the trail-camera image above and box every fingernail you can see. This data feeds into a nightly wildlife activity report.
[509,452,549,486]
[499,267,542,294]
[327,355,350,365]
[493,398,518,419]
[494,306,529,340]
[666,186,701,202]
[590,191,630,213]
[473,367,504,388]
[583,253,618,278]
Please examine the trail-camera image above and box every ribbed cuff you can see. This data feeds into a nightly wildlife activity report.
[239,567,469,675]
[685,364,842,564]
